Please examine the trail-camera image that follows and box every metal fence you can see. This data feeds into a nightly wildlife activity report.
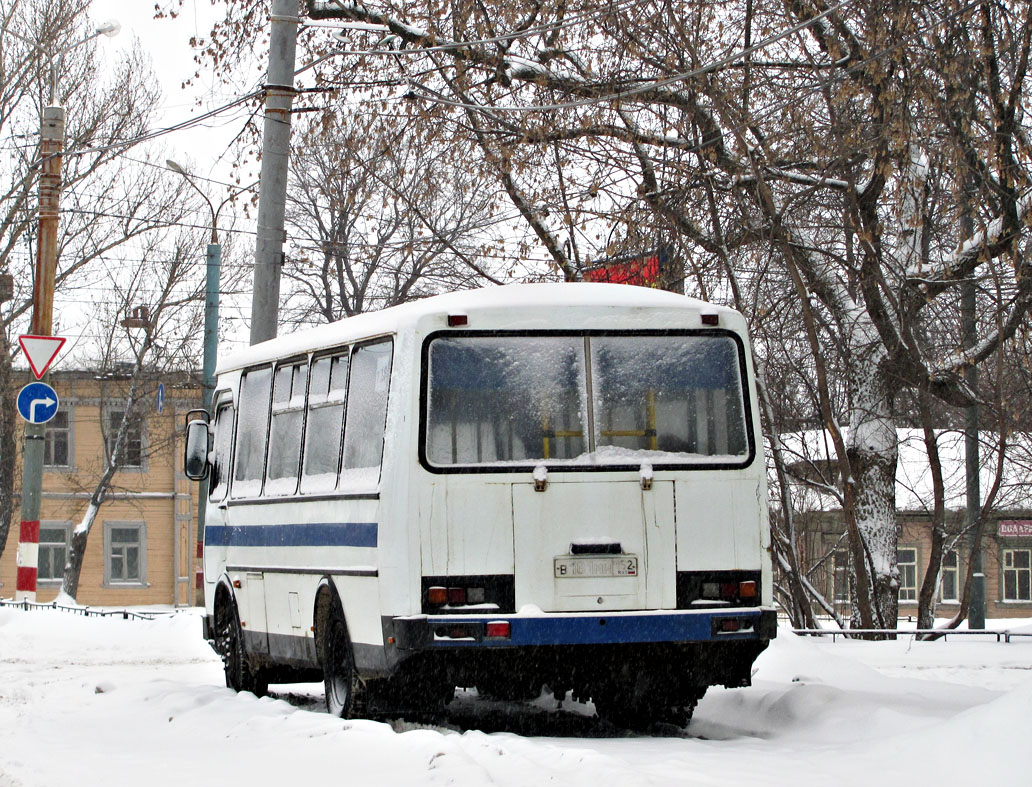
[791,627,1032,643]
[0,597,184,621]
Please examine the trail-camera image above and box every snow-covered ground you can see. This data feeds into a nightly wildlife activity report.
[1,606,1030,786]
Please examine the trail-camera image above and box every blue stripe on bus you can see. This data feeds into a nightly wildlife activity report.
[425,609,766,647]
[204,522,378,549]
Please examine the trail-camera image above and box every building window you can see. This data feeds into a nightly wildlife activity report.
[833,549,850,602]
[940,550,959,603]
[898,548,918,602]
[44,410,71,467]
[106,409,143,468]
[38,523,72,583]
[1003,549,1031,602]
[104,522,146,586]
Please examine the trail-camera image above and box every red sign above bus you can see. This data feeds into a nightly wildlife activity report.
[583,247,671,288]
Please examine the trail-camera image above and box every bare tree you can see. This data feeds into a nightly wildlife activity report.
[57,237,206,601]
[0,0,199,565]
[282,107,505,324]
[183,0,1032,629]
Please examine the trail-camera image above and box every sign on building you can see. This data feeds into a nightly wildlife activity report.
[999,521,1032,537]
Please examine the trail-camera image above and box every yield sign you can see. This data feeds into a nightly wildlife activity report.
[18,334,66,379]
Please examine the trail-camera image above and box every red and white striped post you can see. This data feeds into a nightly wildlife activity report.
[16,519,40,601]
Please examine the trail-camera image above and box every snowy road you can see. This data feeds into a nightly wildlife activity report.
[1,607,1030,786]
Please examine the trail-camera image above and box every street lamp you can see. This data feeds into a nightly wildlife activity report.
[14,19,120,604]
[165,160,253,605]
[165,159,255,405]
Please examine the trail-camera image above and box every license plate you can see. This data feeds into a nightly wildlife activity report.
[554,556,638,578]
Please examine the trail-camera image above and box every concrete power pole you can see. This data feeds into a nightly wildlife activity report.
[15,106,64,602]
[250,0,299,346]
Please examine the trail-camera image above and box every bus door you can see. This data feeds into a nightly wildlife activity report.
[204,399,234,587]
[512,479,676,612]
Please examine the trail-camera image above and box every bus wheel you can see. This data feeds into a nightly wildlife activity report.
[214,598,266,697]
[322,606,364,718]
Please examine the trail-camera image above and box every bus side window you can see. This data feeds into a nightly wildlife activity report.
[265,361,308,496]
[339,339,393,491]
[209,403,235,502]
[301,352,349,494]
[232,367,273,498]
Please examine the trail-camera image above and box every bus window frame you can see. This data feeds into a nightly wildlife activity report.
[418,328,757,475]
[263,356,310,498]
[339,336,395,492]
[299,347,351,496]
[208,391,235,504]
[229,363,275,499]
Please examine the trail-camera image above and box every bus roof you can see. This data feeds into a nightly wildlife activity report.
[218,282,740,374]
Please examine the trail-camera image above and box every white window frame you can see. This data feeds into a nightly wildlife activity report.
[833,549,850,603]
[37,521,73,584]
[103,521,148,587]
[898,547,918,602]
[43,409,73,468]
[939,549,959,603]
[1002,548,1031,602]
[105,408,145,471]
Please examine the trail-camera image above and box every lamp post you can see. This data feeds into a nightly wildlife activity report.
[166,160,252,604]
[14,20,120,603]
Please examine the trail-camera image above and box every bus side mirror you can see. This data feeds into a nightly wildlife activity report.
[184,419,210,480]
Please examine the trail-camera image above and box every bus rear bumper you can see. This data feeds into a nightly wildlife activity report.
[392,607,777,650]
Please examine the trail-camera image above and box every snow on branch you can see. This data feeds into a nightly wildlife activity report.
[906,189,1032,281]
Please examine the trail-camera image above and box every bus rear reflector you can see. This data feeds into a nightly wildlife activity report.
[485,621,511,639]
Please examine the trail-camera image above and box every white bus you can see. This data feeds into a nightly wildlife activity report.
[185,283,775,726]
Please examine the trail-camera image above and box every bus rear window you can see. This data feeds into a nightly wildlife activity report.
[424,333,750,469]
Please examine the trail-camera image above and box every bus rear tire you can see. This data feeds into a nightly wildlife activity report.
[215,597,267,697]
[322,605,365,718]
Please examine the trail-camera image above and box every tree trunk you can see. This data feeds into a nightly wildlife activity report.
[846,359,899,631]
[0,331,16,564]
[60,502,100,602]
[916,390,947,631]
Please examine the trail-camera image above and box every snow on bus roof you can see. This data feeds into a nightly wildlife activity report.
[219,282,734,373]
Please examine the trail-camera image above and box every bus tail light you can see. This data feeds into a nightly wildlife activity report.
[422,575,515,614]
[485,621,511,639]
[679,571,762,609]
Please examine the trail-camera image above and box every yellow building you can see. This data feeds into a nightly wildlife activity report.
[1,370,201,607]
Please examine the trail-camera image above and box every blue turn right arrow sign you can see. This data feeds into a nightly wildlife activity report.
[17,382,59,424]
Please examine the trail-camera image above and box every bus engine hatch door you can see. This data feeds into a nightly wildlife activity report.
[512,480,676,612]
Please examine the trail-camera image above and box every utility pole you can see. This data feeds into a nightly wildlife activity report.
[12,21,119,602]
[963,280,985,628]
[15,106,63,602]
[250,0,299,346]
